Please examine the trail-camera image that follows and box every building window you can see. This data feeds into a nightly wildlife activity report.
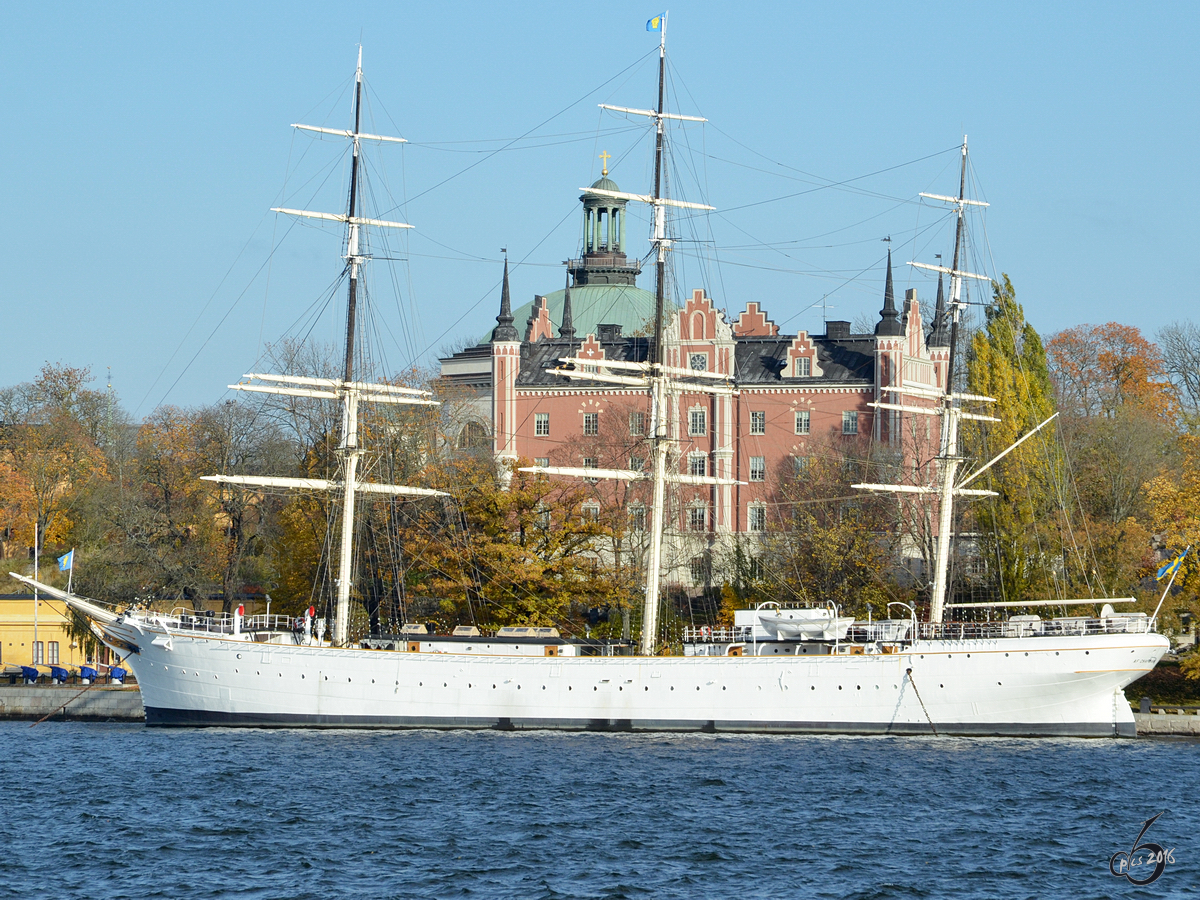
[749,456,766,482]
[794,410,810,435]
[33,641,44,665]
[688,453,707,477]
[629,456,645,472]
[747,556,764,579]
[534,413,549,436]
[793,455,809,476]
[583,456,598,469]
[795,356,811,377]
[629,504,646,531]
[749,410,765,435]
[748,504,766,532]
[582,502,600,522]
[688,505,708,532]
[48,641,59,665]
[534,457,549,468]
[583,412,599,435]
[629,411,646,435]
[689,408,707,436]
[690,555,711,584]
[842,410,859,435]
[536,507,551,529]
[689,353,708,372]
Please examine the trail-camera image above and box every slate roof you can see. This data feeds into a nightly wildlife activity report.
[734,335,875,385]
[517,336,651,387]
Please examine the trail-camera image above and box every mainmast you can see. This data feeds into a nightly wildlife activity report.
[206,49,444,647]
[526,17,736,656]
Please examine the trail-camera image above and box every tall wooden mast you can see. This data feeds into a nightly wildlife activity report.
[209,49,443,646]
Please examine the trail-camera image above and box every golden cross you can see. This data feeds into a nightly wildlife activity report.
[599,150,611,176]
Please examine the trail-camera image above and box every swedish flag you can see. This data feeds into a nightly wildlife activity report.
[1157,547,1189,580]
[646,13,664,31]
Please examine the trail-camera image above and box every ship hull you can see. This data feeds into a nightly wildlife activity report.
[107,619,1165,737]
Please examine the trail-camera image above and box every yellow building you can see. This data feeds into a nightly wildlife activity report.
[0,592,94,668]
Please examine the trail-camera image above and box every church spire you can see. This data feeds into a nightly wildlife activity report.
[928,270,950,347]
[875,247,903,336]
[558,268,576,340]
[492,254,519,342]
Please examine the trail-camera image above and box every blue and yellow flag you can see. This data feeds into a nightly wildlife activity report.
[1157,547,1189,580]
[646,13,664,32]
[58,549,74,571]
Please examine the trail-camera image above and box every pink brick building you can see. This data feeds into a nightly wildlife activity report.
[440,172,950,584]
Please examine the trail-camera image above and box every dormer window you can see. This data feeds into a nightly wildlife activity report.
[795,356,811,378]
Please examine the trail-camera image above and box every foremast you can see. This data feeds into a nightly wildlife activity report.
[204,49,444,646]
[523,19,734,654]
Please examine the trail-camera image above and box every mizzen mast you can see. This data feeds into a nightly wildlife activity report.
[854,137,999,624]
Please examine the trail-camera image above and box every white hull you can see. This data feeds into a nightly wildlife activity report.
[103,615,1165,737]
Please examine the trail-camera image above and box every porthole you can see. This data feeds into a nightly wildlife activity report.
[417,682,421,686]
[1025,652,1029,657]
[722,686,727,691]
[1086,651,1090,655]
[695,686,700,691]
[618,686,622,691]
[468,683,472,688]
[966,654,971,658]
[593,686,597,691]
[644,686,649,691]
[998,681,1002,686]
[1005,653,1009,657]
[324,675,328,681]
[492,684,496,689]
[235,668,239,674]
[838,686,843,691]
[301,674,305,679]
[371,679,374,683]
[856,685,861,690]
[443,682,447,687]
[940,684,944,688]
[236,654,242,659]
[568,686,572,691]
[543,685,547,690]
[1055,651,1059,656]
[810,686,815,691]
[670,686,674,691]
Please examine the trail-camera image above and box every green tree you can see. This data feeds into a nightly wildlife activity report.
[964,275,1064,602]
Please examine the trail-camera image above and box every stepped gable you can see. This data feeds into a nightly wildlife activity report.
[525,295,554,342]
[733,302,779,337]
[734,320,875,384]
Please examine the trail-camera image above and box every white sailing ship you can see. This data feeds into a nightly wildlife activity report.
[16,34,1167,736]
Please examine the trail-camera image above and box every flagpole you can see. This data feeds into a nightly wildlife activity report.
[1151,544,1191,627]
[33,521,38,664]
[67,550,73,594]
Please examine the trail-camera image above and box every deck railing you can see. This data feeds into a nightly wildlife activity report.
[683,615,1153,645]
[165,609,296,635]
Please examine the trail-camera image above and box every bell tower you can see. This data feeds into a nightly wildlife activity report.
[569,152,642,287]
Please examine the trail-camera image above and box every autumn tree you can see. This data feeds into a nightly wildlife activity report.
[398,455,632,633]
[757,435,897,619]
[1159,321,1200,430]
[0,364,108,554]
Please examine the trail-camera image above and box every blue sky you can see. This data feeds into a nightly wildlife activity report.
[2,1,1196,414]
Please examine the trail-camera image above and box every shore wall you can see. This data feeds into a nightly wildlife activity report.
[1134,711,1200,736]
[0,685,144,721]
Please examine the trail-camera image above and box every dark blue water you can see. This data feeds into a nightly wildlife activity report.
[0,724,1196,899]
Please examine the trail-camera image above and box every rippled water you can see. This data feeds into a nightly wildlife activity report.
[0,723,1197,899]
